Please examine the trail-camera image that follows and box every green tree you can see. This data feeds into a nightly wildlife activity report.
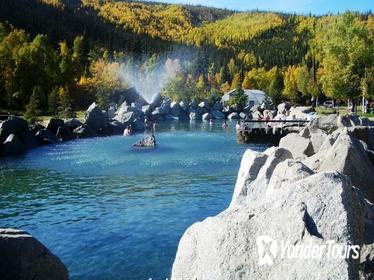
[72,35,88,78]
[242,72,251,89]
[48,87,59,115]
[162,75,194,102]
[319,13,373,105]
[196,74,207,93]
[267,67,283,105]
[24,87,41,123]
[283,66,299,102]
[231,73,242,90]
[217,65,230,85]
[230,88,247,109]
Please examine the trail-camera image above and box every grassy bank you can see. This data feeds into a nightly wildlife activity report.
[315,106,374,119]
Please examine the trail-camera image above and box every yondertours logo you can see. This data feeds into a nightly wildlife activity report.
[256,235,360,266]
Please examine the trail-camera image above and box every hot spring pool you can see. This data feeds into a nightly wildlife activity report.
[0,121,266,280]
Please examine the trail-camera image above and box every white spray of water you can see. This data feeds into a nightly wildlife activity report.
[119,58,181,104]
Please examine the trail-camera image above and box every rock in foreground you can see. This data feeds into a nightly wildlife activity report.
[172,115,374,280]
[0,228,68,280]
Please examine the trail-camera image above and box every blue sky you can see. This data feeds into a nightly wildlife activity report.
[148,0,373,15]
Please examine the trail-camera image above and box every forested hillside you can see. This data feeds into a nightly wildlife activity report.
[0,0,373,120]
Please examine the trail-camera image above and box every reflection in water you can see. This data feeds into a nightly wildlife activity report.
[0,121,266,280]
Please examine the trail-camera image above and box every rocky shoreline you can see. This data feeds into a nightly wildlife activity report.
[0,98,287,157]
[172,114,374,280]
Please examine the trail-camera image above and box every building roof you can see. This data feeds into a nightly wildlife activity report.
[221,89,267,104]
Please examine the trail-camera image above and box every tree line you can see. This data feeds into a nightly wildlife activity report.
[0,0,373,120]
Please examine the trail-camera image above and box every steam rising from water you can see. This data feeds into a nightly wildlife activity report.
[119,58,181,104]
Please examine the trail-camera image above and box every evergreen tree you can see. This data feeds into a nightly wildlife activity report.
[72,35,88,77]
[284,66,299,103]
[48,87,59,115]
[24,87,41,123]
[231,73,242,90]
[242,72,251,89]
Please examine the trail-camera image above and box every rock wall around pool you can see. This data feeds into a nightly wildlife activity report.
[172,114,374,280]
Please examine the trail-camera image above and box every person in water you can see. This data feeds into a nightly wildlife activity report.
[123,125,133,136]
[222,120,228,128]
[235,120,241,131]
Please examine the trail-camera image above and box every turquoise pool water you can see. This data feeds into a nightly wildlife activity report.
[0,121,265,280]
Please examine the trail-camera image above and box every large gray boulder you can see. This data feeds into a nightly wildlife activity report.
[0,117,28,143]
[212,102,223,111]
[239,112,248,119]
[230,150,268,207]
[108,121,125,135]
[132,119,145,131]
[115,111,136,126]
[308,114,338,133]
[159,99,171,115]
[309,128,328,153]
[317,131,374,202]
[170,102,182,117]
[202,113,214,121]
[228,112,240,120]
[212,111,225,120]
[347,126,374,150]
[279,133,314,159]
[1,134,27,156]
[150,108,165,121]
[172,171,363,280]
[189,111,201,121]
[277,102,291,114]
[84,103,108,131]
[46,118,64,134]
[198,100,209,110]
[73,125,98,139]
[179,101,188,112]
[142,105,151,115]
[64,118,82,130]
[115,102,144,121]
[56,125,75,142]
[36,129,59,144]
[189,101,197,111]
[19,129,41,149]
[288,106,315,119]
[0,228,68,280]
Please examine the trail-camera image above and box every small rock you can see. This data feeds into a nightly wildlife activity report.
[133,135,156,148]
